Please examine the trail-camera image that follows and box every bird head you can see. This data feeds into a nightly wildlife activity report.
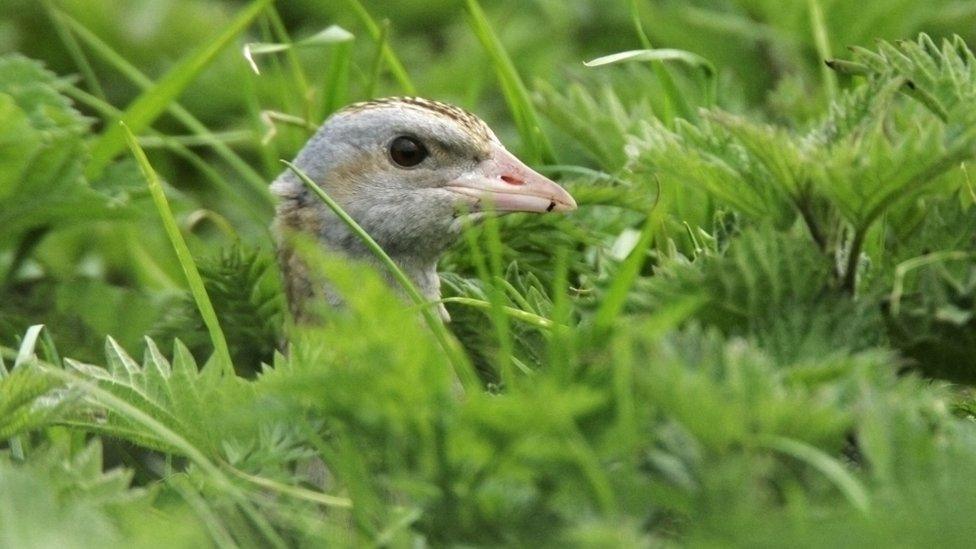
[272,97,576,262]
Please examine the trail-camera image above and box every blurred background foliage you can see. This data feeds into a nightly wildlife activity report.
[3,0,976,546]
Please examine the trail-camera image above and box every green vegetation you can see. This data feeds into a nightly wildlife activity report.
[3,0,976,545]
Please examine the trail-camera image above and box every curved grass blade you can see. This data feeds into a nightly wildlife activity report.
[437,297,556,330]
[585,48,716,107]
[757,435,870,513]
[464,0,556,164]
[85,0,273,180]
[244,25,353,75]
[627,0,694,121]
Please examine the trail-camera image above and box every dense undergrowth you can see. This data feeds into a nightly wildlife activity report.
[3,0,976,546]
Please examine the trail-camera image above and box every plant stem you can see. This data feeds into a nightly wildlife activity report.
[842,228,865,293]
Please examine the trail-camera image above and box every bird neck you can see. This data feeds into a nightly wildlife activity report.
[275,195,450,320]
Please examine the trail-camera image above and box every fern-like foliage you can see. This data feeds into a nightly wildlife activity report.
[536,81,655,172]
[629,114,801,228]
[632,228,881,363]
[0,55,122,247]
[153,245,284,375]
[442,262,555,382]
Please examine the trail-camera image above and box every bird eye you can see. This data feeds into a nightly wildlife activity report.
[389,136,428,168]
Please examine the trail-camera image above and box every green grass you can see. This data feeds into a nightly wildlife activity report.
[3,1,976,546]
[84,0,273,180]
[123,123,233,374]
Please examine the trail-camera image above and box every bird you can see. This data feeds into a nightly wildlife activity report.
[271,96,577,322]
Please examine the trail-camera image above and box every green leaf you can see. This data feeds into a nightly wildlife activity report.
[0,55,123,247]
[0,93,41,200]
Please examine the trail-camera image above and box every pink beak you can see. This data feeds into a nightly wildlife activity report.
[445,142,577,213]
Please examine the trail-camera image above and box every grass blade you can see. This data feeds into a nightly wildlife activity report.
[65,84,270,225]
[464,0,556,164]
[461,216,515,385]
[364,19,391,99]
[757,435,870,513]
[627,0,699,120]
[592,188,663,331]
[437,297,555,330]
[336,0,415,94]
[319,40,353,119]
[58,10,273,214]
[807,0,838,100]
[85,0,273,180]
[585,49,716,108]
[122,124,234,375]
[14,324,46,369]
[43,2,106,101]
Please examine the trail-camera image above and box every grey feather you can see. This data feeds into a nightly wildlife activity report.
[272,98,499,322]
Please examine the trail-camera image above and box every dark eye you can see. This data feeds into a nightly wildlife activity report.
[389,136,428,167]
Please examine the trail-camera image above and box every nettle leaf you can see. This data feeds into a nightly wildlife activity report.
[0,92,41,200]
[850,35,976,123]
[0,326,75,441]
[0,55,125,246]
[637,327,858,452]
[811,112,948,229]
[628,115,798,226]
[804,76,897,150]
[635,229,881,362]
[0,438,208,547]
[817,35,976,231]
[0,441,145,548]
[64,337,257,457]
[707,111,808,205]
